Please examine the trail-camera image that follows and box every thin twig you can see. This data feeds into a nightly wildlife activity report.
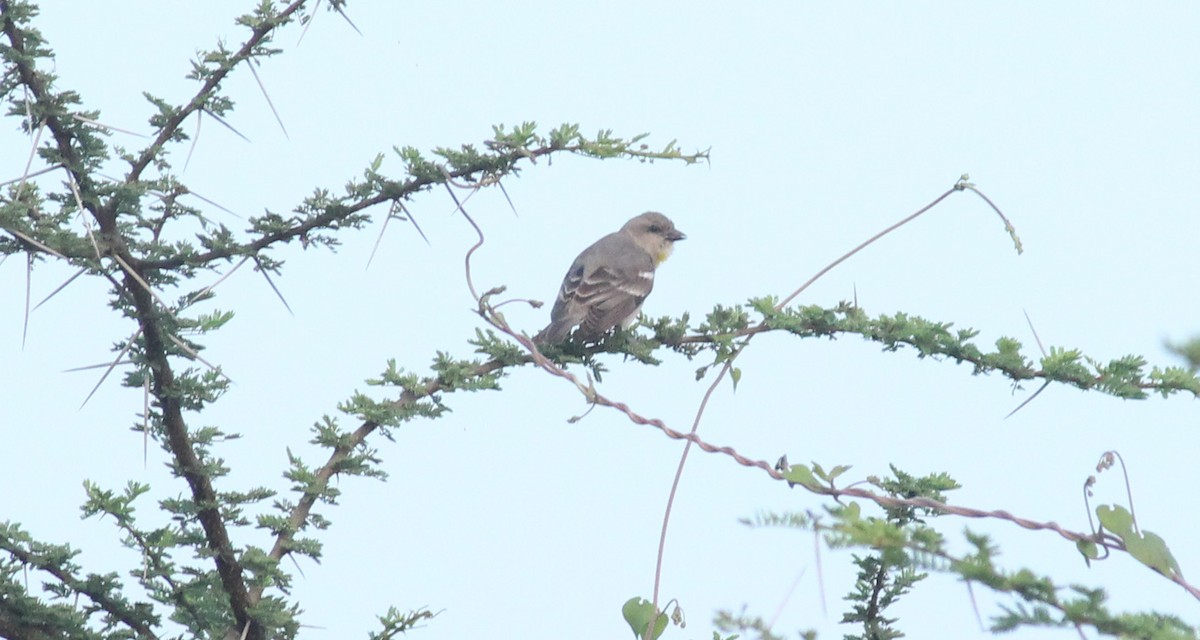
[958,179,1023,254]
[438,170,482,302]
[776,186,960,311]
[1104,450,1140,536]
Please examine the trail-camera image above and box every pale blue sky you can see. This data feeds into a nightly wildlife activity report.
[3,2,1198,639]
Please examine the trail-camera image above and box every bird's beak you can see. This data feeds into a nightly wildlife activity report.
[668,230,686,242]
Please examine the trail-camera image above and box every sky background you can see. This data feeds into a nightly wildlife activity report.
[2,2,1199,639]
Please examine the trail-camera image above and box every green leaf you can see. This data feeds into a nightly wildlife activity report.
[1096,504,1182,578]
[783,464,820,490]
[622,597,667,639]
[1075,539,1100,567]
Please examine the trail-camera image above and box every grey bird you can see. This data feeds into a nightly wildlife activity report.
[534,212,686,344]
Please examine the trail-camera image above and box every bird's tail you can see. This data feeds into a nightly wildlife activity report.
[533,320,573,345]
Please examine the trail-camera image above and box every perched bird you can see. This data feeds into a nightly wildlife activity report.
[534,211,685,344]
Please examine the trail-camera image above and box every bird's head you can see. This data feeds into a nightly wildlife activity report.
[622,211,686,266]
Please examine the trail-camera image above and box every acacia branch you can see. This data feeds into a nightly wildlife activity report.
[443,182,1200,606]
[668,305,1200,399]
[123,0,308,185]
[0,609,62,640]
[249,358,509,603]
[1,5,107,225]
[1,5,320,638]
[507,333,1200,602]
[0,533,159,639]
[123,274,260,640]
[6,10,708,631]
[291,306,1200,604]
[135,139,699,272]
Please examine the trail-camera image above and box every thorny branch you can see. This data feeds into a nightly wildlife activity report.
[132,138,677,272]
[0,536,160,639]
[1,3,315,639]
[5,3,1197,638]
[124,1,309,185]
[438,177,1200,619]
[4,3,713,636]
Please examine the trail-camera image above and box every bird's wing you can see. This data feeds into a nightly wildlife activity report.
[566,235,656,339]
[573,262,654,339]
[538,233,656,343]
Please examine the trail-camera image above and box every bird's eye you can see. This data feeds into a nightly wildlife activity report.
[648,225,661,233]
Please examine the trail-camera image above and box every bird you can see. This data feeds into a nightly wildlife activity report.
[534,211,685,344]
